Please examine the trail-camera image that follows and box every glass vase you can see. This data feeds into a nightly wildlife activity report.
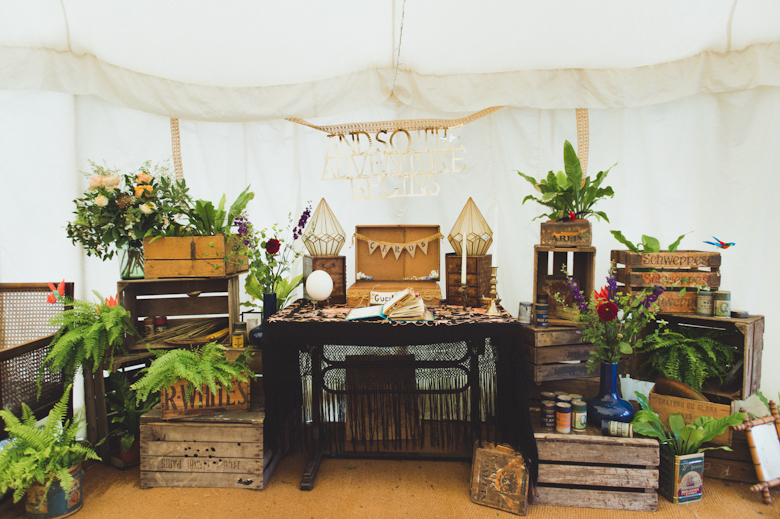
[586,362,634,424]
[119,245,145,280]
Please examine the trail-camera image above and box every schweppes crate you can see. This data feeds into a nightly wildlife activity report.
[612,250,721,314]
[140,405,280,490]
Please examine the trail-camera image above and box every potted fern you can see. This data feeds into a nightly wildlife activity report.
[131,342,253,420]
[38,282,137,393]
[106,372,160,464]
[0,386,100,517]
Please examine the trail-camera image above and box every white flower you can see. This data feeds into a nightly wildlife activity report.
[140,202,156,215]
[95,195,109,207]
[129,231,137,240]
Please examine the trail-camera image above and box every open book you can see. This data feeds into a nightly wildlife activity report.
[346,288,433,321]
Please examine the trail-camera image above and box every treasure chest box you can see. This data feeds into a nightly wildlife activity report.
[347,225,442,308]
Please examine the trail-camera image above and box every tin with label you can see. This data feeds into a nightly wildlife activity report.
[713,291,731,317]
[153,316,168,334]
[601,420,633,438]
[568,393,583,401]
[696,291,714,317]
[517,302,533,325]
[143,317,155,337]
[572,400,587,432]
[540,391,556,401]
[535,303,548,328]
[541,400,557,429]
[555,402,572,433]
[557,394,573,405]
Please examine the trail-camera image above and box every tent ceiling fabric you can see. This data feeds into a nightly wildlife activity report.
[1,0,780,121]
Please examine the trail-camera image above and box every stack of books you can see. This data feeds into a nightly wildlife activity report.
[346,288,433,321]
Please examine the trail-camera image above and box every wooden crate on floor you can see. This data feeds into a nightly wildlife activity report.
[532,245,595,327]
[532,411,660,512]
[521,325,596,384]
[703,429,759,484]
[140,405,279,490]
[444,253,492,307]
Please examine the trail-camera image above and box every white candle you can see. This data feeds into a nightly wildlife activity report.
[461,236,467,285]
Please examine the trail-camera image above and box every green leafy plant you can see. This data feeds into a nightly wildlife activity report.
[106,372,160,452]
[631,391,746,455]
[131,342,253,405]
[610,231,688,254]
[517,140,615,222]
[187,187,254,236]
[754,390,780,417]
[635,327,739,392]
[38,282,137,395]
[0,386,100,503]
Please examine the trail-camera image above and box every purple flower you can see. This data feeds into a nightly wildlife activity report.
[606,272,618,302]
[642,285,665,308]
[565,275,588,312]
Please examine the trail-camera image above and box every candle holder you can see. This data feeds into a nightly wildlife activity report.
[459,283,468,310]
[485,266,501,316]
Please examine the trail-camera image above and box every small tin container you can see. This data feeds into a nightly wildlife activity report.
[535,303,549,328]
[540,391,557,401]
[572,400,587,432]
[153,316,168,334]
[713,291,731,317]
[553,391,569,399]
[541,400,557,429]
[537,293,549,304]
[143,317,155,337]
[555,402,572,433]
[602,420,633,438]
[557,394,573,405]
[232,322,247,348]
[568,393,583,401]
[517,302,533,326]
[696,291,714,317]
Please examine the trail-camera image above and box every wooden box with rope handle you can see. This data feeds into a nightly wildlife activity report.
[347,225,443,308]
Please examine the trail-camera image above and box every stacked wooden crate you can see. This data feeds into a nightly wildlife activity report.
[522,326,597,385]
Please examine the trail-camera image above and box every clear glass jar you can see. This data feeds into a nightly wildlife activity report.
[119,245,145,280]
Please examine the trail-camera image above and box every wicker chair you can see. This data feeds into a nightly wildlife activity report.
[0,283,73,438]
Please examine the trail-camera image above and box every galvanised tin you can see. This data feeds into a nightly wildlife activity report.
[571,400,587,432]
[601,420,633,438]
[696,291,714,317]
[541,400,556,429]
[555,402,571,434]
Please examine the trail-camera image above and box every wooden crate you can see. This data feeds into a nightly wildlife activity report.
[648,386,736,446]
[444,253,492,307]
[532,245,595,327]
[540,220,592,247]
[532,411,660,512]
[161,379,250,420]
[703,429,759,483]
[521,325,596,385]
[144,235,249,279]
[611,250,721,314]
[140,405,278,490]
[118,276,240,351]
[303,255,346,305]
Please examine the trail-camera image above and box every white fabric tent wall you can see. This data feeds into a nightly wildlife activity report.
[0,89,777,414]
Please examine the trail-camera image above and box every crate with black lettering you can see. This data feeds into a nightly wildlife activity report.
[140,405,279,490]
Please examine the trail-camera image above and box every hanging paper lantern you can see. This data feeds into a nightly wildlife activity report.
[448,198,493,255]
[302,198,346,256]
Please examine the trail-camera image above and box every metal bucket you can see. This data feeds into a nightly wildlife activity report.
[25,463,83,519]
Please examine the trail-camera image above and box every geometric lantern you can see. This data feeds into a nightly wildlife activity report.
[302,198,346,256]
[447,197,493,256]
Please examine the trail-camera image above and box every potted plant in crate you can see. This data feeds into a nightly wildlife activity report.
[631,391,746,504]
[517,140,615,246]
[131,342,253,420]
[0,386,100,517]
[106,372,160,464]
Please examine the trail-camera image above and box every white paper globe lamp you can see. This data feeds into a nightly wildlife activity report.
[305,270,333,309]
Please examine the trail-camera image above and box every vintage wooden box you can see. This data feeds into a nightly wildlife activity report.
[140,405,278,490]
[144,235,249,279]
[117,276,240,351]
[160,379,250,420]
[470,441,529,516]
[648,385,736,446]
[532,245,595,327]
[521,325,598,384]
[612,250,721,314]
[532,412,660,512]
[346,225,442,307]
[540,220,592,247]
[444,253,492,307]
[303,255,346,305]
[703,429,759,483]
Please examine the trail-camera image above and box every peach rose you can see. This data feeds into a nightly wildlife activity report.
[136,173,152,184]
[102,175,120,190]
[88,176,103,190]
[134,185,153,198]
[95,195,109,207]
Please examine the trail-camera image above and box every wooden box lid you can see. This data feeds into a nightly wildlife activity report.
[354,225,441,281]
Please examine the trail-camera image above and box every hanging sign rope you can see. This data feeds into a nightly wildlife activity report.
[170,118,184,180]
[288,107,503,201]
[575,108,589,184]
[353,232,443,260]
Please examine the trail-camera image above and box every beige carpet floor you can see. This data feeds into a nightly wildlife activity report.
[0,455,775,519]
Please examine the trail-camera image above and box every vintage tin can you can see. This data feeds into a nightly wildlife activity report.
[143,317,155,337]
[231,322,247,348]
[537,293,549,304]
[535,303,548,328]
[517,302,533,325]
[658,450,704,504]
[572,400,587,432]
[568,393,583,401]
[696,291,714,317]
[601,420,633,438]
[713,291,731,317]
[153,316,168,334]
[555,402,571,433]
[557,394,573,405]
[541,400,557,429]
[540,391,556,401]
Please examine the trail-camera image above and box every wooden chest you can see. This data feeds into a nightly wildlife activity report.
[444,253,492,307]
[303,255,346,305]
[521,325,596,384]
[611,250,721,314]
[143,235,249,279]
[140,406,278,490]
[532,245,595,327]
[533,412,660,512]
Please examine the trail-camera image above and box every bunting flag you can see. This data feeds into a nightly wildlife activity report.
[354,232,443,260]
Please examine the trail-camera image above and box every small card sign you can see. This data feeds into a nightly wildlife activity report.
[370,290,406,306]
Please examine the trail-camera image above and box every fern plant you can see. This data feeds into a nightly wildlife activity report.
[131,342,253,404]
[0,386,100,503]
[38,286,138,394]
[106,372,160,451]
[636,327,739,392]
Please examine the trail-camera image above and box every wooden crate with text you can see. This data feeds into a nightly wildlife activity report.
[532,245,595,327]
[445,253,492,307]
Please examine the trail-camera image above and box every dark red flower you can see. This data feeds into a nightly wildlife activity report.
[594,286,609,303]
[265,238,281,255]
[597,301,619,322]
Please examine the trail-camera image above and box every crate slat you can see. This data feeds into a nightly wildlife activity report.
[141,440,263,459]
[141,423,262,443]
[141,470,263,490]
[538,464,658,488]
[534,486,658,512]
[141,456,261,473]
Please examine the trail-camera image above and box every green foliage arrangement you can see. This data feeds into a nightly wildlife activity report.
[0,387,100,503]
[106,372,160,452]
[636,327,739,392]
[131,342,253,405]
[187,187,255,237]
[517,140,615,222]
[610,231,688,254]
[631,392,746,455]
[39,282,137,394]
